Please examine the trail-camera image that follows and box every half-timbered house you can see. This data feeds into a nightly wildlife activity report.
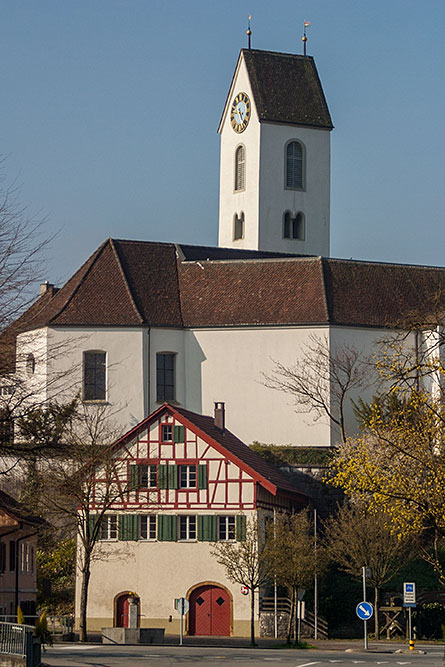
[78,402,306,637]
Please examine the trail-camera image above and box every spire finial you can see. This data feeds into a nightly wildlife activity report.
[246,15,252,50]
[302,20,310,56]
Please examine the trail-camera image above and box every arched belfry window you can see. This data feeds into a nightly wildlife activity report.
[285,140,304,189]
[283,211,305,240]
[233,212,245,240]
[234,145,245,191]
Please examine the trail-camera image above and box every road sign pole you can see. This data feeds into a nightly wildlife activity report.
[408,606,412,643]
[362,567,368,650]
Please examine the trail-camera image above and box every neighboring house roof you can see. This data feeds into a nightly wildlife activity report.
[0,489,46,534]
[114,403,306,501]
[219,49,333,131]
[5,239,444,335]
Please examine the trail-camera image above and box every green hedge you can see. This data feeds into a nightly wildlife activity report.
[250,443,334,467]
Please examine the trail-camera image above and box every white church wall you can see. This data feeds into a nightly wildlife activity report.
[259,123,330,256]
[16,327,48,407]
[43,326,147,432]
[218,54,261,250]
[185,325,332,447]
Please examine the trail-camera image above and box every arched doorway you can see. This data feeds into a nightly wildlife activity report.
[114,592,140,628]
[189,584,231,636]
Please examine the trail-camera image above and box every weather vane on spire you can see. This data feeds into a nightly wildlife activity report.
[246,15,252,49]
[302,20,310,56]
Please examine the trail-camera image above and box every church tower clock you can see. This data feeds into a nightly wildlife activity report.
[217,49,333,256]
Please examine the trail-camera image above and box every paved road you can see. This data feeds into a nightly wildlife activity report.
[42,644,445,667]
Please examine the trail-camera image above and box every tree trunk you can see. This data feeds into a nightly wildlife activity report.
[79,550,92,642]
[374,586,379,640]
[286,587,295,645]
[250,587,256,646]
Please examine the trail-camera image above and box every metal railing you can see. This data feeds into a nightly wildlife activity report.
[0,620,34,657]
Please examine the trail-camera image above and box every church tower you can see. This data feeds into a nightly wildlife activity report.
[217,49,333,255]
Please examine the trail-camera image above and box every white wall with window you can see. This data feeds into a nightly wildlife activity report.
[150,329,185,410]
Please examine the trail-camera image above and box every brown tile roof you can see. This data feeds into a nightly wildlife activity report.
[242,50,333,129]
[0,489,46,529]
[178,257,328,327]
[4,239,445,334]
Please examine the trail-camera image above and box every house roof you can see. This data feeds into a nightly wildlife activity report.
[0,489,46,533]
[6,239,444,336]
[115,403,306,500]
[220,49,333,131]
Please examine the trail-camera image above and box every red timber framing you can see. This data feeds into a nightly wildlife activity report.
[90,403,306,514]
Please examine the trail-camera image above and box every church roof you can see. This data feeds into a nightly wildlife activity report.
[6,239,445,338]
[235,49,333,130]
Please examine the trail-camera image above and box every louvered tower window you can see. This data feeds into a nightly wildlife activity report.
[234,145,245,191]
[286,141,304,189]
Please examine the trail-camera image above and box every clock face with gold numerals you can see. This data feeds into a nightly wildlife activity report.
[230,92,251,133]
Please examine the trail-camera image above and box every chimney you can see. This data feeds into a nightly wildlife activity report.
[214,402,225,432]
[40,281,55,296]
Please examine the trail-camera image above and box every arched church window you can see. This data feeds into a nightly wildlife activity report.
[233,212,245,240]
[285,140,304,189]
[234,145,245,191]
[283,211,305,240]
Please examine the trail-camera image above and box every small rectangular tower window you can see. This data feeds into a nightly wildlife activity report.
[83,351,106,401]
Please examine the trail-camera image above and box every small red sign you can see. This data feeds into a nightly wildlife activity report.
[240,585,249,595]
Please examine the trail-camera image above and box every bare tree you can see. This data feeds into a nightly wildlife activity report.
[18,401,132,642]
[323,502,417,638]
[265,509,321,644]
[263,334,368,444]
[211,516,272,646]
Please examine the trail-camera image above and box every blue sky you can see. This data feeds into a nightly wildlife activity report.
[1,0,444,286]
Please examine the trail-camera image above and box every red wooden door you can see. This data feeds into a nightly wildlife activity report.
[116,595,130,628]
[189,585,230,636]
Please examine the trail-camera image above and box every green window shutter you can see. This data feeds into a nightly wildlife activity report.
[129,464,139,490]
[88,515,96,539]
[173,425,185,443]
[167,464,178,489]
[118,514,138,541]
[198,464,207,489]
[158,515,177,541]
[236,515,247,541]
[198,515,217,541]
[158,464,168,489]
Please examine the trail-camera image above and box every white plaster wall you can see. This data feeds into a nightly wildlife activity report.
[218,54,261,250]
[76,511,257,633]
[259,123,330,256]
[329,326,405,443]
[185,326,332,446]
[44,327,148,433]
[16,328,49,407]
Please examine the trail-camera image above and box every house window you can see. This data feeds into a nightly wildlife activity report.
[83,351,106,401]
[139,464,157,488]
[9,541,15,571]
[139,515,157,540]
[26,353,35,376]
[234,145,245,191]
[233,212,244,240]
[218,516,236,540]
[156,353,175,402]
[99,515,117,540]
[0,410,13,446]
[285,140,304,189]
[179,515,196,540]
[161,424,173,442]
[283,211,305,240]
[0,543,6,574]
[179,464,196,488]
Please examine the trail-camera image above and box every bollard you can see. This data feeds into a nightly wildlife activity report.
[409,639,415,651]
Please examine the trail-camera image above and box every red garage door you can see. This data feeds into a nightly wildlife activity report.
[189,585,230,636]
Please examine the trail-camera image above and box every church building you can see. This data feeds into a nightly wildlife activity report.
[2,47,444,449]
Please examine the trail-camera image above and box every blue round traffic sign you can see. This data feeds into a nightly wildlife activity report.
[356,601,373,620]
